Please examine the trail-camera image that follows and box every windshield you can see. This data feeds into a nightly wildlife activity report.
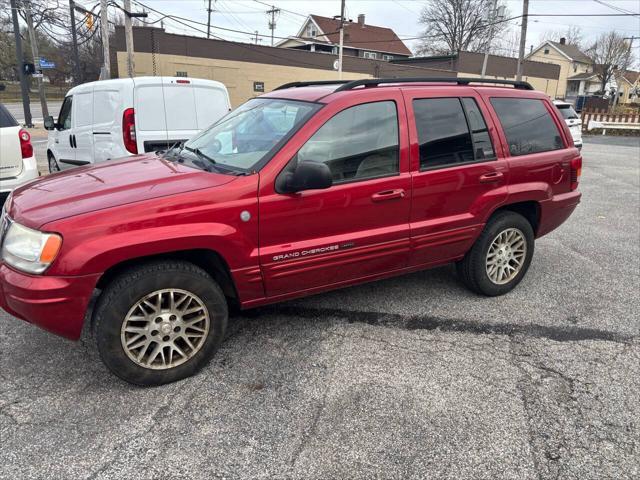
[557,105,579,120]
[184,98,320,172]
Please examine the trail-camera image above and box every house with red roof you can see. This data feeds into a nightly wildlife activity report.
[276,14,412,61]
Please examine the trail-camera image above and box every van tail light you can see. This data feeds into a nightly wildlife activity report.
[122,108,138,154]
[570,156,582,191]
[19,129,33,158]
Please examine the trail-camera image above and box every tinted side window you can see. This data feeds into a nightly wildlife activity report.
[296,101,399,183]
[413,98,474,169]
[0,104,18,128]
[58,96,73,130]
[490,98,564,156]
[461,98,495,160]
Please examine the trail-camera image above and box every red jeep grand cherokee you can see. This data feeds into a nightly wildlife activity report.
[0,78,582,385]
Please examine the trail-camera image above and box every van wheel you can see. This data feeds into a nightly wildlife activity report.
[48,153,60,173]
[456,211,534,296]
[94,261,228,386]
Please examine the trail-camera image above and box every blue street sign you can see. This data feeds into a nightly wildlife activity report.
[39,58,55,69]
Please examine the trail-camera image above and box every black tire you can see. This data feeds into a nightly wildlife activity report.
[48,153,60,173]
[94,261,228,386]
[456,211,535,296]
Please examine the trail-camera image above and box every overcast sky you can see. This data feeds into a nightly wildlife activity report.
[108,0,640,64]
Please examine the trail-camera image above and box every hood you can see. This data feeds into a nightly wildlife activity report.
[8,155,236,228]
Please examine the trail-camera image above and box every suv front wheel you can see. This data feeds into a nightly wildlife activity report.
[457,211,535,296]
[93,261,228,386]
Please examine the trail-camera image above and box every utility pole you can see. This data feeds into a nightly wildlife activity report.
[69,0,82,85]
[252,31,261,44]
[338,0,345,79]
[516,0,529,81]
[123,0,135,76]
[480,0,498,79]
[99,0,110,79]
[24,0,48,119]
[266,5,280,46]
[10,0,32,127]
[206,0,213,39]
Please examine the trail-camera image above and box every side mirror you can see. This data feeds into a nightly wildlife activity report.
[278,160,333,193]
[44,115,55,130]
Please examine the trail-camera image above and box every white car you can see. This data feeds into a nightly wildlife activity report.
[554,100,582,150]
[0,103,39,206]
[44,76,231,172]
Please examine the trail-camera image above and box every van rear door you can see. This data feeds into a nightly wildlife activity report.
[192,79,231,129]
[134,77,169,153]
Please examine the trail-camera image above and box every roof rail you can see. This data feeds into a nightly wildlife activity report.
[333,77,535,92]
[275,80,352,90]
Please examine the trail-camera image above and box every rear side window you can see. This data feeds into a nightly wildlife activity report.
[413,97,494,170]
[0,104,18,128]
[461,98,495,160]
[491,98,564,156]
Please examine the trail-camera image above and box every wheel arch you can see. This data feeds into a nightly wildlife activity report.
[491,200,541,235]
[95,249,239,308]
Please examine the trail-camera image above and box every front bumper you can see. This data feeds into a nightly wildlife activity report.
[0,263,100,340]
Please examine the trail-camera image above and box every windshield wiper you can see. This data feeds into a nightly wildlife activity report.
[158,140,185,159]
[184,146,217,165]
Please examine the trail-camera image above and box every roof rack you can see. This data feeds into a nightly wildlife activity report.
[274,80,352,90]
[334,77,534,91]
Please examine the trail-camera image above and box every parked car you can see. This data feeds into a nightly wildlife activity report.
[0,103,38,206]
[43,76,231,172]
[554,100,582,150]
[0,78,582,386]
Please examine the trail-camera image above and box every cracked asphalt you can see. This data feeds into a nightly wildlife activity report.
[1,136,639,479]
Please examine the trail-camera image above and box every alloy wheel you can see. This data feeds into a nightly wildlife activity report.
[120,289,210,370]
[485,228,527,285]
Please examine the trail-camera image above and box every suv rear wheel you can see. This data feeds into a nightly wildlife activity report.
[93,261,228,386]
[456,211,534,296]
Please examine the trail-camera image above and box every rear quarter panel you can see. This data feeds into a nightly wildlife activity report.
[478,88,581,235]
[0,126,23,179]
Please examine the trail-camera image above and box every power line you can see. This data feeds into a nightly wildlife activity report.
[252,0,306,18]
[592,0,639,16]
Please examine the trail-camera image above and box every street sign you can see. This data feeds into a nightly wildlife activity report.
[39,58,56,69]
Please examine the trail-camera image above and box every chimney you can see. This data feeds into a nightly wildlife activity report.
[358,14,365,27]
[560,37,566,45]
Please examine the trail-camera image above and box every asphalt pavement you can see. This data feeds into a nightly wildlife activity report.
[0,136,638,479]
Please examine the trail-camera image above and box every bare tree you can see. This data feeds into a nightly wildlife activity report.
[586,31,633,93]
[415,0,509,55]
[538,26,584,49]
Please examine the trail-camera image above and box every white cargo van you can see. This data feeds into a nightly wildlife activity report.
[44,76,231,172]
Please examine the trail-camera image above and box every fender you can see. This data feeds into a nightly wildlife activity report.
[42,176,260,281]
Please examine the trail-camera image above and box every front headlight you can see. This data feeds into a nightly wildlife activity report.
[1,221,62,274]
